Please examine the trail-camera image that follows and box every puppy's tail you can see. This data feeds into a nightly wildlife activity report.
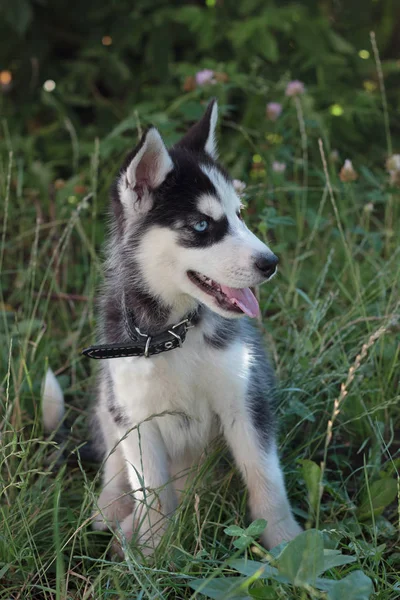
[42,368,65,433]
[41,368,97,463]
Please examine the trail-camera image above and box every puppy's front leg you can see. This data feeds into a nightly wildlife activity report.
[119,420,177,555]
[222,416,302,549]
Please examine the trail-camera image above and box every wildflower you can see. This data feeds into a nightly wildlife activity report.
[386,154,400,186]
[339,159,358,182]
[272,161,286,173]
[195,69,216,86]
[285,80,305,97]
[330,150,340,163]
[266,102,282,121]
[233,179,246,195]
[183,76,196,92]
[364,202,374,213]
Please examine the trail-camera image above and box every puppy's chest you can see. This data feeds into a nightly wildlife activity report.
[108,334,231,450]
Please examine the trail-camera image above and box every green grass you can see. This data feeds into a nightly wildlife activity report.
[1,93,399,599]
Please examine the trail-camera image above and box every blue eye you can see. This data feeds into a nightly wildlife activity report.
[193,220,209,232]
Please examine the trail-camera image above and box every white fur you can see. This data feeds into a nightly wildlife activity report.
[205,100,218,158]
[41,368,65,432]
[197,194,225,221]
[133,170,276,319]
[95,325,301,554]
[200,164,240,217]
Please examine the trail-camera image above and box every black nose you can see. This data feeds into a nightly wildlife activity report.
[255,253,279,279]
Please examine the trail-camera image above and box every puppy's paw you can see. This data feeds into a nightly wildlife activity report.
[92,489,134,531]
[113,509,168,559]
[263,515,303,549]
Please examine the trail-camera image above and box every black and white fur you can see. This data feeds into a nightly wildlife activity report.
[44,100,301,555]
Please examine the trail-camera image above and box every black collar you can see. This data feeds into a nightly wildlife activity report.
[82,311,198,360]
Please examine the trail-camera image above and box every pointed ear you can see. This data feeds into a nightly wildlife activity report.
[176,98,218,159]
[119,127,173,214]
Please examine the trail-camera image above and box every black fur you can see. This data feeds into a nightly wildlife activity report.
[104,369,131,427]
[204,317,238,350]
[175,98,217,156]
[242,321,276,448]
[141,148,230,248]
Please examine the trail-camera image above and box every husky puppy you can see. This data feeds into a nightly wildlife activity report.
[46,99,301,555]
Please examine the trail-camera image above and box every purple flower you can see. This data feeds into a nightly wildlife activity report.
[266,102,282,121]
[233,179,246,195]
[285,80,305,97]
[195,69,216,86]
[272,161,286,173]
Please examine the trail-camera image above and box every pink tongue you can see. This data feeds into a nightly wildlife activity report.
[219,285,260,318]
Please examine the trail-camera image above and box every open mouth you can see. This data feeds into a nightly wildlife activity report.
[187,270,260,318]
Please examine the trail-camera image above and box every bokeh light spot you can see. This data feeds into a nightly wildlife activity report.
[0,70,12,85]
[43,80,56,92]
[330,104,344,116]
[358,49,370,59]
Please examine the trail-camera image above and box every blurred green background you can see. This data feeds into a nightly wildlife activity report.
[1,2,400,597]
[1,0,400,172]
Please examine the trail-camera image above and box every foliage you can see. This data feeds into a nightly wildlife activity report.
[1,1,400,598]
[1,0,400,169]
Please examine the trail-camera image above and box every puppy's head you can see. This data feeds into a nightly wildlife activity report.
[111,100,278,319]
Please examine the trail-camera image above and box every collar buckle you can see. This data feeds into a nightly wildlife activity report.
[82,310,198,360]
[167,317,192,349]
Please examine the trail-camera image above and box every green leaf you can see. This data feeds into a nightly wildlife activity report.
[359,166,382,188]
[288,399,316,423]
[233,535,254,550]
[320,549,356,574]
[224,525,245,537]
[299,460,321,516]
[276,529,324,586]
[328,31,354,54]
[11,319,44,336]
[268,215,295,226]
[325,570,374,600]
[249,582,277,599]
[245,519,267,537]
[189,576,250,599]
[228,558,289,584]
[295,289,315,307]
[357,478,398,520]
[259,32,279,63]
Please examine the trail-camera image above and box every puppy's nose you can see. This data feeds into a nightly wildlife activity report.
[255,253,279,279]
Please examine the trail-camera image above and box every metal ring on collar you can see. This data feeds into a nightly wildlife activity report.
[144,336,152,358]
[134,326,148,339]
[167,330,183,347]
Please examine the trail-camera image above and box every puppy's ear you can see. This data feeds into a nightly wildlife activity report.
[176,98,218,159]
[119,127,173,215]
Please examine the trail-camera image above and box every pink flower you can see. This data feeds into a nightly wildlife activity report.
[266,102,282,121]
[233,179,246,195]
[386,154,400,186]
[272,161,286,173]
[285,80,305,97]
[195,69,216,86]
[339,159,358,182]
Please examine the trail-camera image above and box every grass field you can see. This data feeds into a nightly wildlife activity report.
[1,84,399,598]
